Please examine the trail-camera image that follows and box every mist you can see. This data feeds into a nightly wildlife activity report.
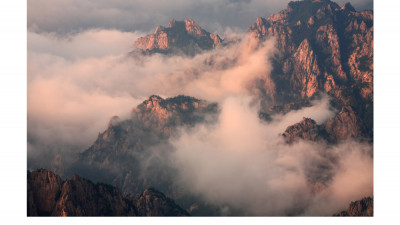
[27,29,279,169]
[168,95,372,216]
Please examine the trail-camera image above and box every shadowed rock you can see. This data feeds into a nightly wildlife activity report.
[282,117,323,143]
[134,19,223,56]
[28,169,189,216]
[334,197,373,216]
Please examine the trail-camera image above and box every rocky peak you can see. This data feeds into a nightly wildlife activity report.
[248,0,373,105]
[134,19,223,56]
[28,169,188,216]
[341,2,356,13]
[184,19,207,38]
[27,169,63,216]
[142,95,164,109]
[282,117,322,143]
[136,95,214,115]
[135,188,189,216]
[107,116,121,129]
[78,94,218,177]
[287,0,340,21]
[334,197,373,216]
[324,106,367,142]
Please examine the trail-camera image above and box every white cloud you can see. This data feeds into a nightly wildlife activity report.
[169,96,372,215]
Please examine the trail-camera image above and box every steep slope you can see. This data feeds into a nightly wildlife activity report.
[249,0,373,140]
[249,0,373,101]
[134,19,223,56]
[71,95,218,204]
[28,169,189,216]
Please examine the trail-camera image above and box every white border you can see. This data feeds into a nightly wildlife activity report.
[1,0,400,224]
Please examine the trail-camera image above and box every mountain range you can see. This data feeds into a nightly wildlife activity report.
[28,0,373,216]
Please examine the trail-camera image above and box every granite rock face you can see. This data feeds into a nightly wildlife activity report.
[324,105,367,142]
[134,189,190,216]
[249,0,373,142]
[27,169,63,216]
[249,0,373,103]
[281,106,367,143]
[27,169,188,216]
[134,19,223,56]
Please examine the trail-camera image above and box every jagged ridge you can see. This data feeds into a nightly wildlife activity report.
[27,169,189,216]
[134,19,223,56]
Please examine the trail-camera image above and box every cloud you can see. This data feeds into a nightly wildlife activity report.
[27,30,144,60]
[28,0,373,36]
[168,95,372,215]
[27,30,277,169]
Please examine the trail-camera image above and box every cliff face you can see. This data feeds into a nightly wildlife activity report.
[134,19,223,56]
[324,105,367,142]
[27,169,188,216]
[27,169,63,216]
[249,0,373,141]
[249,0,373,104]
[282,106,367,144]
[334,197,373,216]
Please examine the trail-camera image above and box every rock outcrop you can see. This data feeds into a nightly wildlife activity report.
[134,189,190,216]
[282,117,323,143]
[324,105,367,142]
[134,19,223,56]
[281,106,367,143]
[334,197,373,216]
[28,169,189,216]
[27,169,63,216]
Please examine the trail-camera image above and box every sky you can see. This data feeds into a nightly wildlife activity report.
[28,0,373,36]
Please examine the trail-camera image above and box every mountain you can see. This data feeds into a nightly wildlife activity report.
[68,95,218,214]
[28,169,189,216]
[250,0,372,101]
[134,19,223,56]
[282,105,367,144]
[334,197,373,216]
[249,0,373,141]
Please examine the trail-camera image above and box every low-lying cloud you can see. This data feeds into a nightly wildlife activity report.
[169,96,372,215]
[27,29,277,169]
